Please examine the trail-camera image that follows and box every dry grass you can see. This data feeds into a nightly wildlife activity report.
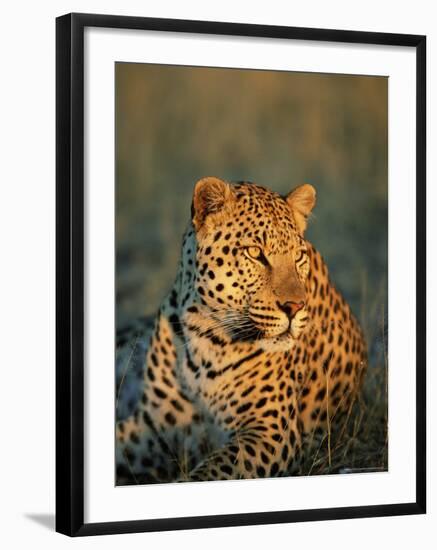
[299,363,388,476]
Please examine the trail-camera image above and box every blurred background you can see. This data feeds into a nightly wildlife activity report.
[115,63,388,472]
[116,62,387,346]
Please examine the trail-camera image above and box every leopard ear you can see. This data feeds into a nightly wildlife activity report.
[286,184,316,234]
[192,177,234,230]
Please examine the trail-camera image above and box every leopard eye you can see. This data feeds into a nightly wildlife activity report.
[246,246,261,259]
[244,246,269,266]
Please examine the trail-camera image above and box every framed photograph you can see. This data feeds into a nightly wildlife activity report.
[56,13,426,536]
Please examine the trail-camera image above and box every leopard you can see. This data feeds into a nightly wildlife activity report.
[116,176,367,484]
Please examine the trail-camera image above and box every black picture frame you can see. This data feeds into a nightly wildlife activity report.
[56,12,426,537]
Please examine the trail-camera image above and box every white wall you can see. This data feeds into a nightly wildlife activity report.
[0,0,434,548]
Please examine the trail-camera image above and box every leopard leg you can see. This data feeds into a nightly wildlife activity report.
[116,411,206,484]
[185,418,302,482]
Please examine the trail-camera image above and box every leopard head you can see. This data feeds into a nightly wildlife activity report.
[187,176,316,351]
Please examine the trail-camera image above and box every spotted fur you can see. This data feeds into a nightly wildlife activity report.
[116,177,367,483]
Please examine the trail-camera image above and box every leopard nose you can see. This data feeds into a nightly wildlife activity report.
[278,300,305,319]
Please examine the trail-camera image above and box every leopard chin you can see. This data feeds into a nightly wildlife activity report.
[253,332,298,353]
